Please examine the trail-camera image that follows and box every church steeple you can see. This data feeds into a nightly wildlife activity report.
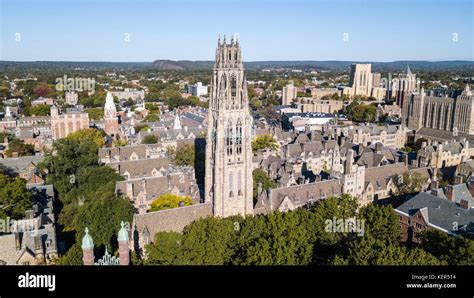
[104,92,117,118]
[104,91,120,137]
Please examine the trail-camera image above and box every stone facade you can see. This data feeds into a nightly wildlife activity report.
[393,66,417,108]
[343,124,408,149]
[310,88,341,99]
[402,86,473,134]
[205,36,253,217]
[50,105,89,140]
[417,139,470,169]
[282,83,297,106]
[296,98,343,114]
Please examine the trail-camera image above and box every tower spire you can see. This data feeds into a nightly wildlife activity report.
[205,37,253,218]
[81,227,95,265]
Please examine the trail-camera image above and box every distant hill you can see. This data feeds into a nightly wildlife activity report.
[150,60,474,71]
[1,60,472,72]
[0,61,152,71]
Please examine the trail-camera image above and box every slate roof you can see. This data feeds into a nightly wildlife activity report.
[133,202,212,240]
[257,179,343,213]
[364,163,409,190]
[395,192,474,234]
[0,156,44,174]
[430,182,474,207]
[416,127,474,143]
[108,157,170,179]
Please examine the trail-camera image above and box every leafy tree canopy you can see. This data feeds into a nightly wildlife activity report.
[149,193,193,212]
[0,174,34,221]
[66,128,106,148]
[252,134,278,153]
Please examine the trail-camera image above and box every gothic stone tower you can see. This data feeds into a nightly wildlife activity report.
[205,35,253,217]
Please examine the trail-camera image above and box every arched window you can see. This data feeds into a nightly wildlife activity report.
[231,76,237,97]
[226,120,233,146]
[229,171,233,197]
[236,119,242,145]
[237,171,242,196]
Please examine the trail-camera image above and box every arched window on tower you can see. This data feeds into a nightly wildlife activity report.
[229,171,234,197]
[237,171,242,196]
[231,76,237,98]
[236,118,242,147]
[226,120,233,155]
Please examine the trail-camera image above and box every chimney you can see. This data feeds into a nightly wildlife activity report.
[375,142,383,153]
[358,143,364,155]
[402,154,409,166]
[460,199,469,209]
[118,221,130,266]
[445,185,454,202]
[345,149,355,174]
[430,188,439,196]
[468,177,474,197]
[25,209,34,219]
[338,135,346,147]
[454,175,463,185]
[34,234,43,255]
[430,180,439,190]
[14,232,21,251]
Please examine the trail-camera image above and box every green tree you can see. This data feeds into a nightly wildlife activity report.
[233,210,315,265]
[310,194,360,264]
[0,174,34,221]
[27,104,51,116]
[113,139,128,147]
[39,139,100,201]
[143,113,160,122]
[172,143,195,166]
[358,204,400,244]
[252,134,278,153]
[135,124,150,132]
[149,193,193,212]
[85,108,104,121]
[142,135,158,144]
[66,128,106,148]
[145,232,183,265]
[334,235,442,265]
[58,243,83,265]
[399,172,427,194]
[420,230,474,265]
[178,217,237,265]
[5,139,35,157]
[252,168,276,197]
[73,195,134,250]
[350,104,376,122]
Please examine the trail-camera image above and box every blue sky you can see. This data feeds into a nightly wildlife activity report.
[0,0,472,61]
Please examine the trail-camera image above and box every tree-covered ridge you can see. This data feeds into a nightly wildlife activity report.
[144,194,469,266]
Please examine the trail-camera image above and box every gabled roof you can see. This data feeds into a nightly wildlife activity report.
[395,192,474,234]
